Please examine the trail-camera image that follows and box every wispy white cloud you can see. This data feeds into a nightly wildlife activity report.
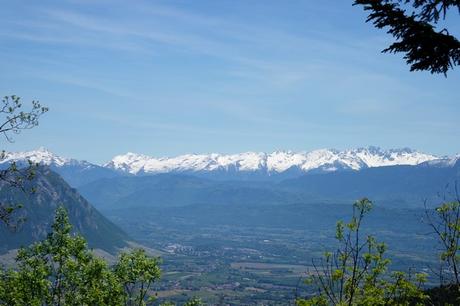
[1,2,392,89]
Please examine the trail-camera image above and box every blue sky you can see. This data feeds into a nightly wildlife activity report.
[0,0,459,163]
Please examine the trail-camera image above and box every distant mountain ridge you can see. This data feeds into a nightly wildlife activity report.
[79,157,460,212]
[1,147,120,187]
[1,147,456,186]
[105,147,439,174]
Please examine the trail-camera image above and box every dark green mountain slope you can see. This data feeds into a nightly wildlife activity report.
[79,174,298,210]
[0,168,129,253]
[280,160,460,207]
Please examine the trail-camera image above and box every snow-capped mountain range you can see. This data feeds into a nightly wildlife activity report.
[105,147,442,175]
[2,146,457,175]
[1,146,458,187]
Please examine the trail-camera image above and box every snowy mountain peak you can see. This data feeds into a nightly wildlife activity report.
[105,147,440,175]
[105,152,152,174]
[1,147,70,166]
[1,148,89,168]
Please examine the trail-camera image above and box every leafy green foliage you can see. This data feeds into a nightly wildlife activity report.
[114,249,161,306]
[0,206,124,305]
[354,0,460,75]
[0,207,196,306]
[297,198,428,305]
[183,297,205,306]
[425,194,460,287]
[0,206,204,306]
[159,298,204,306]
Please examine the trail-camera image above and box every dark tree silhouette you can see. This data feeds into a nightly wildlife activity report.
[354,0,460,75]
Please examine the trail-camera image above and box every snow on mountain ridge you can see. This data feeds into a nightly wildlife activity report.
[105,147,439,175]
[421,154,460,168]
[2,147,71,167]
[1,147,91,168]
[0,147,443,175]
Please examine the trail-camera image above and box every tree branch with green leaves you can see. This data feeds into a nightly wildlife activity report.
[297,198,428,306]
[424,184,460,288]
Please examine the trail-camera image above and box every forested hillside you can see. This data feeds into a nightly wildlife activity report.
[0,168,129,253]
